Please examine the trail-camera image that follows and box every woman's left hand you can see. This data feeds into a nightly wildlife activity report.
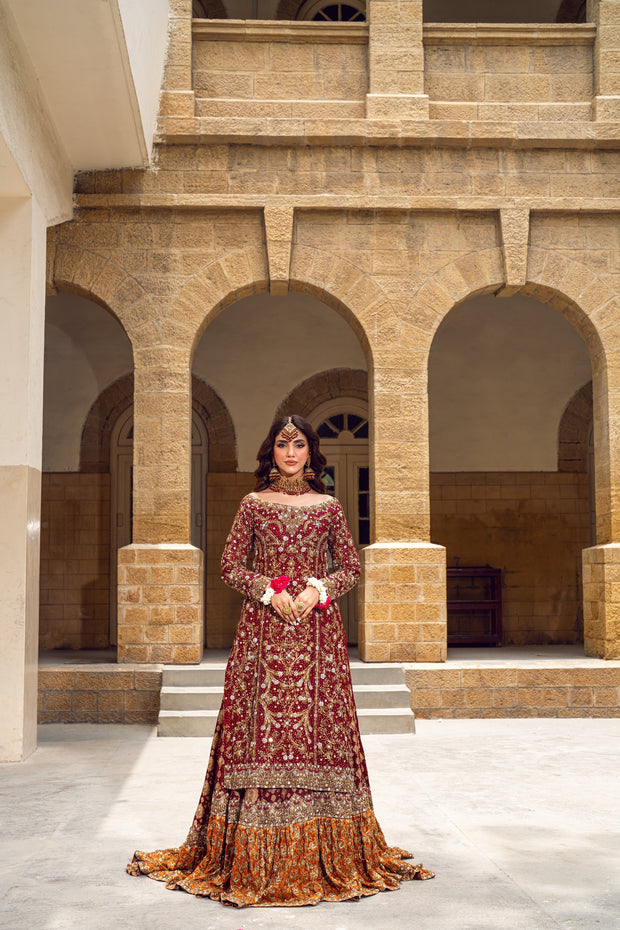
[293,586,320,621]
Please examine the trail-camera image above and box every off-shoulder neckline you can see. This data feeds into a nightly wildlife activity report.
[247,493,335,511]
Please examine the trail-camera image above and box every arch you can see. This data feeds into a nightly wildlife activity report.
[178,249,378,372]
[80,374,134,473]
[192,376,237,472]
[558,381,593,472]
[193,0,228,17]
[277,0,366,19]
[275,368,368,421]
[556,0,587,22]
[276,0,304,18]
[424,249,606,363]
[173,247,269,359]
[49,243,154,344]
[80,373,237,473]
[424,247,616,543]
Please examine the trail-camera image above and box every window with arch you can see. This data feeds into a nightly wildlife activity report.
[312,406,370,546]
[296,0,366,20]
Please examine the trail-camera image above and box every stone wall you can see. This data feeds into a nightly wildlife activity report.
[406,664,620,718]
[424,24,594,121]
[431,471,590,645]
[38,666,161,723]
[193,22,368,119]
[39,473,110,650]
[44,5,620,662]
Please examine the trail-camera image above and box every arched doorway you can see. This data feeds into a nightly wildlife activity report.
[191,292,368,648]
[309,399,369,643]
[40,292,133,652]
[429,292,593,648]
[109,406,209,644]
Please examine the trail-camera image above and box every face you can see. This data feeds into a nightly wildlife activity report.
[273,429,310,479]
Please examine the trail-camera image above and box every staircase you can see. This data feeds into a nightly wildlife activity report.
[157,657,415,737]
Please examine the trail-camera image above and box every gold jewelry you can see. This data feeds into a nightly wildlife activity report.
[303,458,316,481]
[281,416,299,441]
[296,602,304,611]
[268,459,279,481]
[282,604,291,614]
[269,474,310,495]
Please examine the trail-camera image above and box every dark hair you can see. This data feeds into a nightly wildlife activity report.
[254,414,327,493]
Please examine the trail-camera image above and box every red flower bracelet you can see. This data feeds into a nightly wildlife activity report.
[271,575,290,593]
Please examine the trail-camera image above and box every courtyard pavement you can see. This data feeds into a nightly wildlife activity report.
[1,719,619,930]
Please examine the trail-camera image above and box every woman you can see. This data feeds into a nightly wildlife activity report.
[127,414,434,906]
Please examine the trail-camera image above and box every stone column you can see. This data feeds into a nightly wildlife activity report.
[581,355,620,659]
[366,0,429,120]
[117,347,203,664]
[159,0,196,120]
[582,544,620,659]
[358,352,446,662]
[0,199,46,761]
[592,0,620,119]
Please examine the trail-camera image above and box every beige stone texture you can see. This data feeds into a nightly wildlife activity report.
[359,543,446,662]
[40,5,620,671]
[117,545,203,664]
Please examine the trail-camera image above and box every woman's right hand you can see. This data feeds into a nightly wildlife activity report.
[270,589,299,623]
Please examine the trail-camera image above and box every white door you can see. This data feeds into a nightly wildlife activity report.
[309,404,369,644]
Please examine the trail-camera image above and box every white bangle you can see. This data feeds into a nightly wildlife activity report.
[260,586,275,606]
[307,577,328,604]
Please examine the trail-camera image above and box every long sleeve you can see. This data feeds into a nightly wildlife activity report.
[221,497,271,601]
[322,501,361,600]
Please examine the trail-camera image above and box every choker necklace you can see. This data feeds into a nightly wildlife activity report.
[269,474,311,496]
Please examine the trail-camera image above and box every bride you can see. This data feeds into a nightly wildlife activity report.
[127,413,433,906]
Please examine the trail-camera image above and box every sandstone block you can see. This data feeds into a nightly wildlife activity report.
[173,644,203,664]
[38,670,74,690]
[359,642,390,661]
[118,645,149,663]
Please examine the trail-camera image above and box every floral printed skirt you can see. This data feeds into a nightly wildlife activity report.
[127,717,434,907]
[127,795,434,908]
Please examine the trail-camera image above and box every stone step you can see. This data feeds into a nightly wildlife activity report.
[161,662,406,688]
[160,685,227,711]
[157,660,415,737]
[158,707,415,738]
[160,682,412,712]
[158,709,219,738]
[163,666,227,687]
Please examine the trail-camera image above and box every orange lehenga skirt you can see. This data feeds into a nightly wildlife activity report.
[127,713,434,908]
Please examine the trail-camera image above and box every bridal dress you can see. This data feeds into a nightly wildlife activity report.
[127,494,433,906]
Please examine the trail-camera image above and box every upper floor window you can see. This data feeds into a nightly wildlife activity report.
[297,0,366,21]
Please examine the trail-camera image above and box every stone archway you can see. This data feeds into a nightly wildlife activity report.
[428,292,592,649]
[275,368,367,420]
[558,381,593,473]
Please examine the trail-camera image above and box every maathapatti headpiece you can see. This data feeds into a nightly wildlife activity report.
[280,416,299,440]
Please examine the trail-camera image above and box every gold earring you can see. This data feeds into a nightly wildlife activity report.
[269,460,279,482]
[303,458,315,480]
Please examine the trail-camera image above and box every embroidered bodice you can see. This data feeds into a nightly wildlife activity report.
[221,494,361,604]
[217,494,363,793]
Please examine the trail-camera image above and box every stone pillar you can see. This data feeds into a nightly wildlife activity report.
[592,0,620,120]
[359,543,447,662]
[159,0,196,119]
[358,355,447,662]
[366,0,429,120]
[582,544,620,659]
[0,199,46,761]
[117,348,204,664]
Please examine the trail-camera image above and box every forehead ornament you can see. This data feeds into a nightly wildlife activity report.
[281,417,299,441]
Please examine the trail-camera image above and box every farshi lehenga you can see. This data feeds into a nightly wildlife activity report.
[127,415,434,906]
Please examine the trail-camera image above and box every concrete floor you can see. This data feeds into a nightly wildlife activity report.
[1,720,619,930]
